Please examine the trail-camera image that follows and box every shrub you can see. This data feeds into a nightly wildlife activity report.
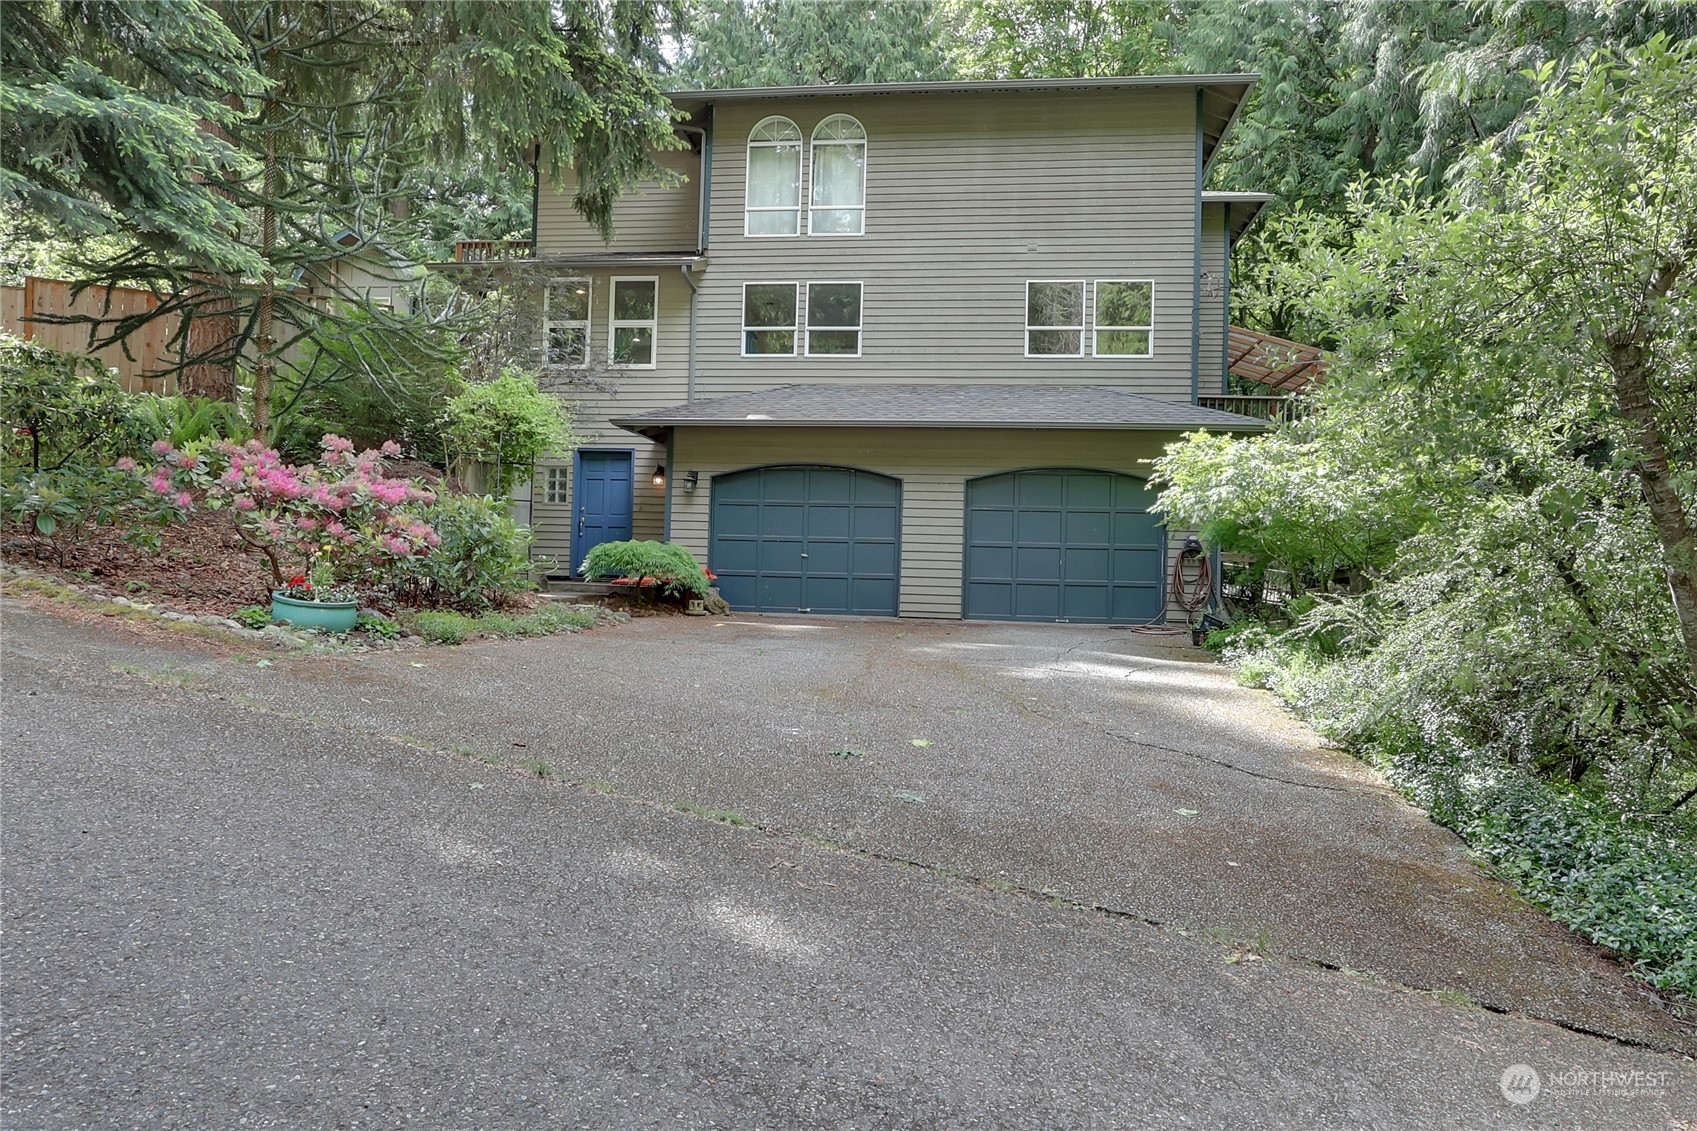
[0,335,152,471]
[443,368,576,495]
[581,539,711,600]
[388,494,533,610]
[231,605,270,630]
[410,609,471,644]
[2,464,183,563]
[132,434,439,595]
[130,395,249,450]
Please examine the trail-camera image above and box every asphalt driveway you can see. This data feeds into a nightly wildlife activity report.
[4,602,1694,1128]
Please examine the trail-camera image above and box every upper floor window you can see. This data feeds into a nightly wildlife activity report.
[1026,280,1085,356]
[1093,280,1154,357]
[806,282,862,355]
[746,117,802,237]
[743,282,799,355]
[810,115,866,235]
[544,277,590,366]
[609,277,658,367]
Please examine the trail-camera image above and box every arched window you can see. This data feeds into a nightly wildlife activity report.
[810,115,866,235]
[745,117,802,237]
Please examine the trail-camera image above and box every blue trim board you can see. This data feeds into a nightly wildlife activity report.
[1190,88,1204,405]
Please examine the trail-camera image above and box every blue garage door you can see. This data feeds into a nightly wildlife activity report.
[711,467,900,616]
[964,469,1164,624]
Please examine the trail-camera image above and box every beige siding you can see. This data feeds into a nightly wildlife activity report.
[668,427,1201,622]
[536,147,701,254]
[526,267,691,567]
[1199,205,1227,397]
[695,89,1202,403]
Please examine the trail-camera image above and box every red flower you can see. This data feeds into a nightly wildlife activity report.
[286,575,310,589]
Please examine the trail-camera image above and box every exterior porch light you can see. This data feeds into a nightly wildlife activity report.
[683,470,699,493]
[652,465,666,488]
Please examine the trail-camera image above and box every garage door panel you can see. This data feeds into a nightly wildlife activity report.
[1062,584,1110,622]
[1014,545,1062,581]
[853,506,899,541]
[966,469,1164,625]
[710,467,900,616]
[852,541,899,577]
[1066,475,1114,508]
[805,540,852,575]
[1016,510,1064,545]
[1065,510,1112,545]
[1065,546,1111,583]
[1013,582,1061,619]
[1017,475,1065,507]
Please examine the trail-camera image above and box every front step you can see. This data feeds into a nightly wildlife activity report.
[543,579,619,598]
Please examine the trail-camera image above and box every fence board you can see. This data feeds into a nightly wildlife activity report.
[1,276,179,394]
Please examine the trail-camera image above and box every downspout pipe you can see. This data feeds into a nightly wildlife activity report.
[681,264,699,403]
[1222,204,1232,395]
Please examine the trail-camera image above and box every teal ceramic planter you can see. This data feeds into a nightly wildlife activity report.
[270,591,359,633]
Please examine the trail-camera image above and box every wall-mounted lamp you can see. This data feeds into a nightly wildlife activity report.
[683,470,699,494]
[652,465,666,489]
[1200,271,1223,299]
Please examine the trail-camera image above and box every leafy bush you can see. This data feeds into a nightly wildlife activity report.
[0,335,151,471]
[410,609,471,644]
[581,539,711,599]
[443,368,575,495]
[2,464,184,563]
[388,494,534,610]
[231,605,270,630]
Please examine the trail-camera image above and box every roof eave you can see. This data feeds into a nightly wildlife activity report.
[610,417,1267,440]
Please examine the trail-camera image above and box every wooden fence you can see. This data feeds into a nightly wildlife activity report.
[1,276,181,393]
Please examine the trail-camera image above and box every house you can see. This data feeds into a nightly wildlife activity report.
[300,229,423,315]
[439,74,1272,624]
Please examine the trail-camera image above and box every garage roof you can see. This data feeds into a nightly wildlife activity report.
[612,384,1268,440]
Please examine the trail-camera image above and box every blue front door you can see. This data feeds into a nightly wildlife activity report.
[572,450,634,574]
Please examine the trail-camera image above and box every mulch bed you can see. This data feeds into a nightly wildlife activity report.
[3,510,280,616]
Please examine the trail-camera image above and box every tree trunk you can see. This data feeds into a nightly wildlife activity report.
[252,119,278,439]
[1611,341,1697,680]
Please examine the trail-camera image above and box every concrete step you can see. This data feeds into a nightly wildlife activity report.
[543,580,619,598]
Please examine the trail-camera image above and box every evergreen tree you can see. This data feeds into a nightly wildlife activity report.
[671,0,949,88]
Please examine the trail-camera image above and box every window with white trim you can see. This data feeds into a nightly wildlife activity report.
[608,277,658,367]
[809,115,866,235]
[805,282,862,356]
[745,117,802,236]
[1094,280,1154,357]
[1025,280,1085,356]
[544,277,590,366]
[543,466,569,503]
[743,282,799,355]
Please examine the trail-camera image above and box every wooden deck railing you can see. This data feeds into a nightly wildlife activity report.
[453,239,533,262]
[1197,394,1308,422]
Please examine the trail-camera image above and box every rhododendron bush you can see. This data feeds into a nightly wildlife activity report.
[135,434,440,595]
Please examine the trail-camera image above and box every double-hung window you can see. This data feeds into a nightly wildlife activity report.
[746,117,802,236]
[544,277,590,366]
[608,277,658,367]
[1093,280,1154,357]
[809,115,866,235]
[743,282,799,355]
[805,282,862,355]
[1025,280,1085,356]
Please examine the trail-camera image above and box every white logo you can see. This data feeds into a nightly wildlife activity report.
[1500,1064,1542,1105]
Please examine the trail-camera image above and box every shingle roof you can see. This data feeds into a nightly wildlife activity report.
[611,384,1268,439]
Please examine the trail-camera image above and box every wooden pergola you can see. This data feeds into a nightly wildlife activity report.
[1227,326,1327,393]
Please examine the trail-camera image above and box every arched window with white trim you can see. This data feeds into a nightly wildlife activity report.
[745,117,802,237]
[810,115,866,235]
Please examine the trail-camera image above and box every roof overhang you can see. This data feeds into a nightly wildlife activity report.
[669,74,1259,170]
[427,252,704,272]
[611,383,1268,441]
[1202,192,1274,243]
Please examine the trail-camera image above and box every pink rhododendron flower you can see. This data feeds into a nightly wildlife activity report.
[152,440,173,455]
[175,492,192,508]
[115,457,138,472]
